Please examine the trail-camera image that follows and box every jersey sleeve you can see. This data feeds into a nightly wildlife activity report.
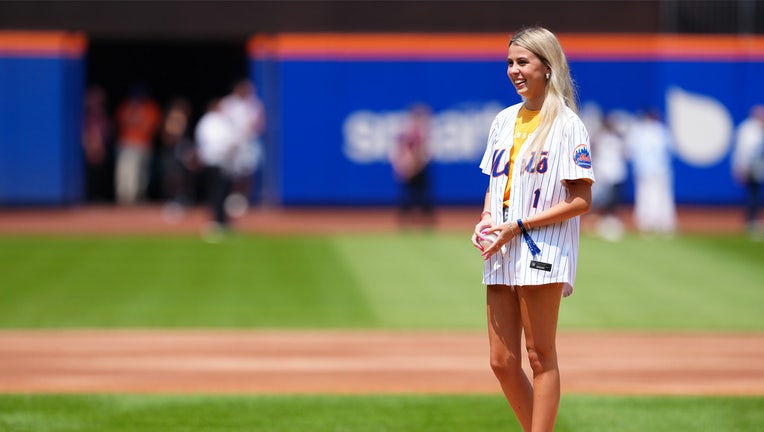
[479,115,501,175]
[559,114,595,184]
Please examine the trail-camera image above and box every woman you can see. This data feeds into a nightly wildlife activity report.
[471,27,595,432]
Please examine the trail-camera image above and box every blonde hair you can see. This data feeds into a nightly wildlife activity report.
[509,27,577,162]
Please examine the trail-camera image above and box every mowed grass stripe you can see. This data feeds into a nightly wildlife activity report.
[334,232,485,328]
[569,235,764,330]
[0,235,375,328]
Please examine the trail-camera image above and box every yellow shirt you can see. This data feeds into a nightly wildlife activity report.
[504,106,541,205]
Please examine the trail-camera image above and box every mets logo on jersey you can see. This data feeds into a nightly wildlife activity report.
[573,144,592,169]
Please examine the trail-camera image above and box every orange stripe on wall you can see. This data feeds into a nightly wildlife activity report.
[0,32,87,58]
[248,33,509,60]
[559,34,764,60]
[248,33,764,61]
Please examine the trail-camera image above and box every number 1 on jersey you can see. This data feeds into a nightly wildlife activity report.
[532,188,541,208]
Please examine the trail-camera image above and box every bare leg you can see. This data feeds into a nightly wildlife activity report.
[487,284,533,431]
[517,283,564,432]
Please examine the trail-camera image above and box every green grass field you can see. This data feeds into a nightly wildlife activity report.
[0,233,762,330]
[0,394,762,432]
[1,232,763,431]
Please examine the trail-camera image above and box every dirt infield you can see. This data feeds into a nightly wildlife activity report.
[1,330,763,395]
[0,204,750,235]
[0,205,760,396]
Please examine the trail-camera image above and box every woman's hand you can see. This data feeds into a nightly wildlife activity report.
[471,212,494,251]
[479,222,518,259]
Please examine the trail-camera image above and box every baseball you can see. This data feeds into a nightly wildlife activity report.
[479,231,499,251]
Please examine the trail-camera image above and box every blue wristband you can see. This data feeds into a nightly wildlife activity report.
[516,219,541,257]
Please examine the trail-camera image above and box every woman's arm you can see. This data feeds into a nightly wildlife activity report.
[523,179,592,229]
[480,179,592,257]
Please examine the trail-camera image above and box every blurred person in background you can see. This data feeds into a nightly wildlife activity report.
[625,108,676,236]
[113,84,162,205]
[472,27,594,432]
[195,98,238,239]
[389,103,435,230]
[159,97,197,222]
[220,78,266,218]
[82,85,114,203]
[590,112,628,241]
[731,104,764,238]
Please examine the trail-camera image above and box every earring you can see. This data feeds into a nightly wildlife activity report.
[545,72,551,79]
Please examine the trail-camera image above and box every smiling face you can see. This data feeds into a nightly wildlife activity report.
[507,43,550,110]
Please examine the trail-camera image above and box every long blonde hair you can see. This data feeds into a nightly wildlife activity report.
[510,27,577,163]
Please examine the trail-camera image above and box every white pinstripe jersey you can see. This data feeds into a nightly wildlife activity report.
[479,102,595,294]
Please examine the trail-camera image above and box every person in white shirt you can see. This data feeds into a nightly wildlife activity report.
[625,109,676,235]
[195,98,237,233]
[731,105,764,235]
[591,112,628,240]
[220,79,266,216]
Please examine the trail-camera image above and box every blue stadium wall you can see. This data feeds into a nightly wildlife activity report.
[2,33,763,206]
[0,32,85,205]
[249,33,764,206]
